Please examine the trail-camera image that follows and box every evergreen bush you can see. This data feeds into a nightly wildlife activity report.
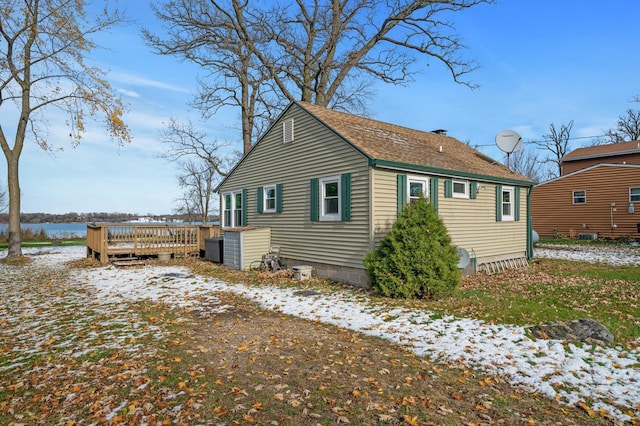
[364,195,461,299]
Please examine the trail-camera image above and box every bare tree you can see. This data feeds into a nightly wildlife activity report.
[159,119,235,223]
[602,109,640,143]
[175,159,218,224]
[508,146,548,183]
[534,121,574,178]
[146,0,493,153]
[0,0,130,258]
[0,183,7,213]
[144,0,282,154]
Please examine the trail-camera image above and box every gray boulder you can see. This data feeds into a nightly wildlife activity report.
[527,318,614,346]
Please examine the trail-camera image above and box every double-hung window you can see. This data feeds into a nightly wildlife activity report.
[630,187,640,202]
[310,174,351,222]
[501,187,514,221]
[257,184,283,214]
[222,190,245,228]
[264,185,276,212]
[496,185,518,222]
[320,176,341,221]
[573,190,586,205]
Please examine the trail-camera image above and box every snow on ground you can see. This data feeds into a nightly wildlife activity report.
[5,244,640,423]
[534,243,640,266]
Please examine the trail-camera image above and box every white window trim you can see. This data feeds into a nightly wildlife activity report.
[407,175,429,202]
[320,175,341,221]
[222,190,243,228]
[452,179,469,199]
[630,187,640,203]
[502,186,515,221]
[263,184,277,213]
[573,189,587,205]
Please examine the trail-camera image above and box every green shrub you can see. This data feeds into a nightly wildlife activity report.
[364,195,461,299]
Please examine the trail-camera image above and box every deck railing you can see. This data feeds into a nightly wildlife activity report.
[86,223,221,264]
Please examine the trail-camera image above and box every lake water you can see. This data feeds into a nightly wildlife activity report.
[0,223,88,238]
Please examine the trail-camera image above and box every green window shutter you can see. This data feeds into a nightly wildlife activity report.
[310,178,319,222]
[397,174,407,213]
[444,179,453,198]
[341,173,352,221]
[241,188,248,225]
[470,181,478,199]
[514,186,521,222]
[276,183,283,213]
[430,177,439,212]
[257,187,264,214]
[495,184,503,222]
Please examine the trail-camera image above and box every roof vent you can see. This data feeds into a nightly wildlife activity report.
[431,129,447,135]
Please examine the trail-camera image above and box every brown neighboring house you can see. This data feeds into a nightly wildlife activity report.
[562,140,640,175]
[531,141,640,239]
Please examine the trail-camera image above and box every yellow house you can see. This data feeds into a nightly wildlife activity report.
[217,102,535,286]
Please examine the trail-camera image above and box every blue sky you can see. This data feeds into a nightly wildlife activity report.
[4,0,639,215]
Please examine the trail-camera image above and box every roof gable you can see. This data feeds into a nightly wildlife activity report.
[218,101,534,191]
[296,102,532,184]
[536,163,640,187]
[562,140,640,162]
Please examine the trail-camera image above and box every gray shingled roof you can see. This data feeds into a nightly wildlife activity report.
[297,102,533,183]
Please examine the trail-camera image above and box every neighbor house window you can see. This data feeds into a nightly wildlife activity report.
[408,176,428,203]
[630,187,640,202]
[501,186,514,221]
[573,190,586,205]
[452,179,468,198]
[222,190,245,227]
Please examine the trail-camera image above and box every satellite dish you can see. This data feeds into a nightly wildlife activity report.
[456,247,470,269]
[495,130,522,170]
[495,130,523,154]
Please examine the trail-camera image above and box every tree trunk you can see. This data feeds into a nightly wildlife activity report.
[6,151,22,258]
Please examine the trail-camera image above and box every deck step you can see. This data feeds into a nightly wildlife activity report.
[112,258,145,267]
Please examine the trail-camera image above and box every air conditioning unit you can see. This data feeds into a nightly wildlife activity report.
[578,233,598,241]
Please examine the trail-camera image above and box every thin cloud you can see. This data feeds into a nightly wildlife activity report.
[117,88,141,98]
[109,70,192,94]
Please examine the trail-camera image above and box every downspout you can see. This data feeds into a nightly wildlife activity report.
[368,165,376,251]
[527,186,533,260]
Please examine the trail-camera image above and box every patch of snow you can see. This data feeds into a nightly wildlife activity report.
[4,245,639,423]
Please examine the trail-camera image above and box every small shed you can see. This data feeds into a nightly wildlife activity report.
[223,226,271,270]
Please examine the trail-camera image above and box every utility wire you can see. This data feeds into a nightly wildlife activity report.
[474,134,605,147]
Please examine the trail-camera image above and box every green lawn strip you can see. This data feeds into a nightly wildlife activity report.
[0,239,86,249]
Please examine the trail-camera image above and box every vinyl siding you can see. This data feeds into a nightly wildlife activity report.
[219,105,370,269]
[562,153,640,175]
[531,165,640,238]
[438,182,528,263]
[241,227,271,270]
[372,168,528,264]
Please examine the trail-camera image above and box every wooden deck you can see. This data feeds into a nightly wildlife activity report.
[86,223,221,264]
